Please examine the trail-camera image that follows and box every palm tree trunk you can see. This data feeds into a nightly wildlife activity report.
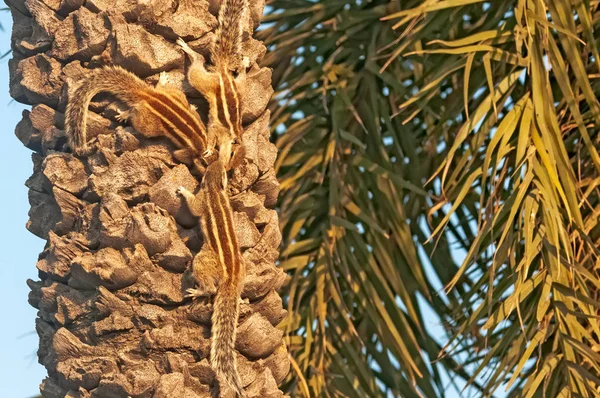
[7,0,288,396]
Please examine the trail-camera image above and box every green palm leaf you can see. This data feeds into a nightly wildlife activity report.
[263,0,600,396]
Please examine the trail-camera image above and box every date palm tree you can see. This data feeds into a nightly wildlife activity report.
[263,0,600,396]
[10,0,600,397]
[7,0,288,396]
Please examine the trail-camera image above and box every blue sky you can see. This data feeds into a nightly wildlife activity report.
[0,12,48,397]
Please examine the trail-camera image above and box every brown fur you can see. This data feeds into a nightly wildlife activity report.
[65,66,209,163]
[178,159,246,396]
[212,0,246,67]
[177,0,248,169]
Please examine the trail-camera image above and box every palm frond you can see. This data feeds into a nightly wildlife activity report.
[262,1,485,396]
[383,0,600,394]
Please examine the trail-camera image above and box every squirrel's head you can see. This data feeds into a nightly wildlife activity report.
[201,160,228,191]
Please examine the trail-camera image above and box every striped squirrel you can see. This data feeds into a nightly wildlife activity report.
[177,0,249,169]
[65,66,211,169]
[177,159,246,397]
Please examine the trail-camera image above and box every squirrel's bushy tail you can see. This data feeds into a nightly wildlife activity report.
[211,280,244,396]
[65,66,148,154]
[212,0,248,67]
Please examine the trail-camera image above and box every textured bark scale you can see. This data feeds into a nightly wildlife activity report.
[6,0,288,396]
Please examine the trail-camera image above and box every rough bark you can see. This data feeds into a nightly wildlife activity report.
[7,0,289,396]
